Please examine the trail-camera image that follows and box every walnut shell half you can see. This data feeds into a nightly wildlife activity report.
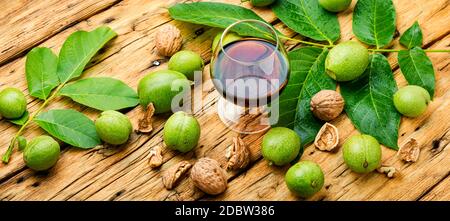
[310,90,344,121]
[190,158,227,195]
[314,123,339,151]
[398,138,420,162]
[162,161,192,190]
[155,24,183,57]
[226,136,250,170]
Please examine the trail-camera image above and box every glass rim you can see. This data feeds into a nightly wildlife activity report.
[220,19,280,65]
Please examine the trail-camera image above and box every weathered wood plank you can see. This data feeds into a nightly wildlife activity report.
[0,0,448,201]
[419,174,450,201]
[0,0,122,66]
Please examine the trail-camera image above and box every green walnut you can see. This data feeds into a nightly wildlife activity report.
[23,135,60,171]
[138,70,190,114]
[212,32,242,53]
[394,85,431,118]
[261,127,301,166]
[95,110,132,145]
[0,87,27,119]
[168,50,204,80]
[164,111,201,153]
[285,161,324,198]
[343,134,381,173]
[319,0,352,12]
[325,41,369,82]
[17,136,27,151]
[249,0,276,7]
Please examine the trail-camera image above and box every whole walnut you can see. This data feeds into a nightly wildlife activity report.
[310,90,344,121]
[190,158,227,195]
[155,24,183,56]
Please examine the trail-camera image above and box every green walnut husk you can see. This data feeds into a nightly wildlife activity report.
[23,135,60,171]
[0,87,27,119]
[17,136,27,151]
[95,110,132,145]
[164,111,201,153]
[138,70,190,114]
[325,41,369,82]
[249,0,276,7]
[394,85,430,117]
[212,32,242,53]
[168,50,204,80]
[343,134,381,173]
[319,0,352,12]
[285,161,324,198]
[262,127,301,166]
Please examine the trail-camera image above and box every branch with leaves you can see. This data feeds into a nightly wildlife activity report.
[2,27,140,163]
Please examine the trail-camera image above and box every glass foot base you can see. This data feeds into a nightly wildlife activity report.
[217,97,270,134]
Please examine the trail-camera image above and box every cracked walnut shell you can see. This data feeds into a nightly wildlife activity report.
[398,138,420,162]
[226,136,250,170]
[314,123,339,151]
[190,158,227,195]
[162,161,192,190]
[155,24,183,56]
[310,90,344,121]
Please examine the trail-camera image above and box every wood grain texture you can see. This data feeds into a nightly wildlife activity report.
[0,0,448,201]
[0,0,123,66]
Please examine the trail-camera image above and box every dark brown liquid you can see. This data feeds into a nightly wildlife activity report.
[211,39,289,107]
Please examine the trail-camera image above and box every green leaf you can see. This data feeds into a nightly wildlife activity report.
[169,2,271,39]
[398,47,435,97]
[57,26,117,83]
[25,47,59,100]
[8,111,29,126]
[352,0,396,48]
[274,47,336,146]
[59,77,139,111]
[34,109,100,149]
[341,54,400,149]
[272,0,340,43]
[399,21,423,49]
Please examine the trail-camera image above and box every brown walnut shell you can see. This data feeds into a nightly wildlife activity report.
[314,123,339,151]
[310,90,344,121]
[226,136,250,170]
[398,138,420,163]
[162,161,192,190]
[190,158,227,195]
[155,24,183,56]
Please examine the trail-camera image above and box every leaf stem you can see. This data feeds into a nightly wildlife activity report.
[423,49,450,53]
[369,48,450,53]
[2,83,65,163]
[279,35,332,48]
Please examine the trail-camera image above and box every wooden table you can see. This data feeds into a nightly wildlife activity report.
[0,0,448,201]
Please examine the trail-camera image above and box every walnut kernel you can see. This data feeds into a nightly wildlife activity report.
[148,145,163,168]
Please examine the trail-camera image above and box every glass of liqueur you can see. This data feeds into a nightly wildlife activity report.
[211,19,289,134]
